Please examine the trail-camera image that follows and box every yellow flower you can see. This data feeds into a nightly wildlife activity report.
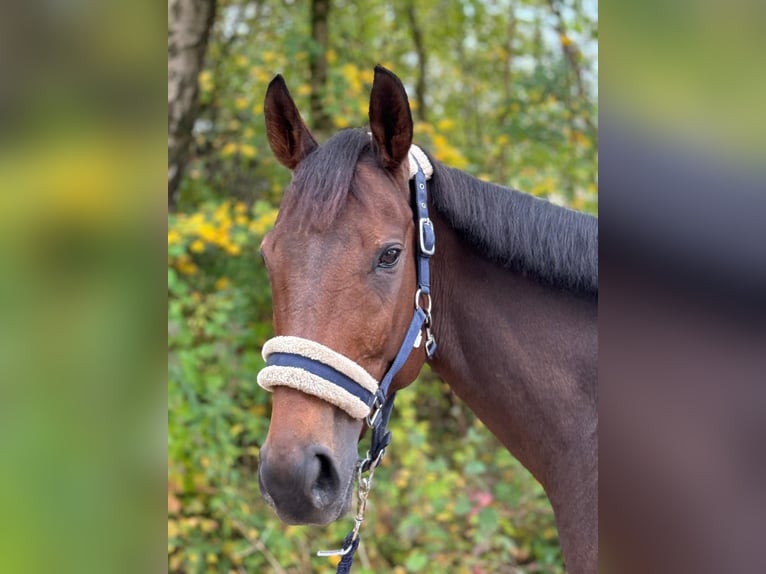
[249,404,266,417]
[235,96,248,111]
[240,144,257,159]
[432,134,468,169]
[251,67,271,84]
[167,230,181,246]
[235,202,247,214]
[177,260,198,276]
[206,553,217,564]
[213,201,231,223]
[235,215,248,226]
[296,84,312,97]
[342,63,362,92]
[560,34,572,47]
[190,239,205,253]
[198,223,216,242]
[222,142,238,157]
[214,277,230,291]
[198,70,213,92]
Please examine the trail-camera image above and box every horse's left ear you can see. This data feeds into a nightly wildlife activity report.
[368,65,413,172]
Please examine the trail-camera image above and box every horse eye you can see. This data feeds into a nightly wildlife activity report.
[378,247,402,268]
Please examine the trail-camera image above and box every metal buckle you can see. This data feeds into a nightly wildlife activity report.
[365,394,384,428]
[366,405,381,428]
[317,544,355,557]
[418,218,435,256]
[317,455,378,557]
[425,335,437,359]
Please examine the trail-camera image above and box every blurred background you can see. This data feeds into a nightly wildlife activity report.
[168,0,597,572]
[2,0,763,572]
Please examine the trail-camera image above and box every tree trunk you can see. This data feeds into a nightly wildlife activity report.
[497,9,516,184]
[309,0,332,136]
[168,0,217,210]
[405,0,428,122]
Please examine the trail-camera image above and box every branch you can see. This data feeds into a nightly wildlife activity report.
[230,519,287,574]
[406,0,428,122]
[546,0,595,134]
[309,0,333,135]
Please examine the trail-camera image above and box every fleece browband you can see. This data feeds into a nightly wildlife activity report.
[257,145,434,420]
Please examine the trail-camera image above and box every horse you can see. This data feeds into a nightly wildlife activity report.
[256,65,598,573]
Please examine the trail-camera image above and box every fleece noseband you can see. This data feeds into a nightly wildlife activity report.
[257,145,436,422]
[258,336,380,420]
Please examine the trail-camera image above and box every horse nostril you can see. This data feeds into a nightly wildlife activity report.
[307,447,340,508]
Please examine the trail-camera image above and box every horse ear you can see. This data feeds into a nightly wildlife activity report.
[264,75,318,169]
[368,65,413,171]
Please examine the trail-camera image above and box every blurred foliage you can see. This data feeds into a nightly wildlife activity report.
[170,0,596,572]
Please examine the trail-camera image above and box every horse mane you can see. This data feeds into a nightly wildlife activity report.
[284,128,598,296]
[428,157,598,296]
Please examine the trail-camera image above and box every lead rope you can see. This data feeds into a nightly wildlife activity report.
[317,154,436,573]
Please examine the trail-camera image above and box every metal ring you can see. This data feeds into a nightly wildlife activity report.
[414,288,432,314]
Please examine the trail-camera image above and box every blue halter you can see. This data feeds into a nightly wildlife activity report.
[261,155,436,572]
[324,156,436,573]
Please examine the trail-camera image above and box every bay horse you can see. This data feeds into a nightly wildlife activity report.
[257,66,597,573]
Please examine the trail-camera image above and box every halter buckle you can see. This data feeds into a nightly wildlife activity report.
[418,217,436,256]
[365,391,385,428]
[366,405,382,428]
[425,334,437,359]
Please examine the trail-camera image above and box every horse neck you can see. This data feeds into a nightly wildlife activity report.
[428,209,598,571]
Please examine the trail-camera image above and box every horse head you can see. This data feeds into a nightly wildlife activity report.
[257,67,428,525]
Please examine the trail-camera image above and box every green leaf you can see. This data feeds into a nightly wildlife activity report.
[465,460,486,475]
[478,507,499,536]
[404,551,429,572]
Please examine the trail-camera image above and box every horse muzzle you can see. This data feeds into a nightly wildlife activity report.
[257,442,353,525]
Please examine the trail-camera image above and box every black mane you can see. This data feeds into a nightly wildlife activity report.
[429,159,598,296]
[284,128,598,296]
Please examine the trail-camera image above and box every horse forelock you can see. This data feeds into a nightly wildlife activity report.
[282,128,380,231]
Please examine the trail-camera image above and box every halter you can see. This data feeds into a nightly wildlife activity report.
[257,145,436,572]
